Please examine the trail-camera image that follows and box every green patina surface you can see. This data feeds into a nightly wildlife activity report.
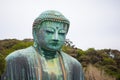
[1,10,84,80]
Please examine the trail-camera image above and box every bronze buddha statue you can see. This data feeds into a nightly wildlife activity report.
[1,10,84,80]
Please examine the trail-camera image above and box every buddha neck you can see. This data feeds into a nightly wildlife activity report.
[35,46,59,59]
[42,48,58,59]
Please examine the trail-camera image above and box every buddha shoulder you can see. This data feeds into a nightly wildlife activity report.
[6,46,36,61]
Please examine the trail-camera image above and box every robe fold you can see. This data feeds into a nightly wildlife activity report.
[1,46,84,80]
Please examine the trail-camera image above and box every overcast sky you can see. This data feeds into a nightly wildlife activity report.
[0,0,120,50]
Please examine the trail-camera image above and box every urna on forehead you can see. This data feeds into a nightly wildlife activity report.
[32,10,70,29]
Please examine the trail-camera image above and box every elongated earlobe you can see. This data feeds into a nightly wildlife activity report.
[33,28,38,48]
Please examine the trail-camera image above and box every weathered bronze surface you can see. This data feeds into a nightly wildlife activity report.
[1,10,84,80]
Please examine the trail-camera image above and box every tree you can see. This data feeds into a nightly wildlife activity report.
[0,54,6,77]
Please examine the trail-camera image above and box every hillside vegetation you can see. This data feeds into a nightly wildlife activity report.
[0,39,120,80]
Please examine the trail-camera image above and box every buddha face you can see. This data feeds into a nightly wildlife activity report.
[36,21,68,51]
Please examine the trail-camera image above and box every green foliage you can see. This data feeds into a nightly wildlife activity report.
[86,48,96,54]
[0,39,33,55]
[0,54,6,76]
[76,49,85,56]
[0,39,33,76]
[12,41,33,50]
[62,42,78,57]
[0,39,120,79]
[102,58,116,65]
[104,65,120,79]
[78,55,90,67]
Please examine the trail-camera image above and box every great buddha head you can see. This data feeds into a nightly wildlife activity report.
[32,10,70,52]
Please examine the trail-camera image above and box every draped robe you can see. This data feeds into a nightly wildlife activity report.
[1,46,84,80]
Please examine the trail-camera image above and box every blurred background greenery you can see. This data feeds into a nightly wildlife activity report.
[0,39,120,80]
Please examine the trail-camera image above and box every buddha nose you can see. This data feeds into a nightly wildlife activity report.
[52,32,59,41]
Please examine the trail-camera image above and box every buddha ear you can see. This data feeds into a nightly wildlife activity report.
[32,28,38,47]
[64,23,69,34]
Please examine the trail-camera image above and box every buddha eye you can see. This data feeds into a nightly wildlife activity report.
[59,30,66,35]
[45,28,54,34]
